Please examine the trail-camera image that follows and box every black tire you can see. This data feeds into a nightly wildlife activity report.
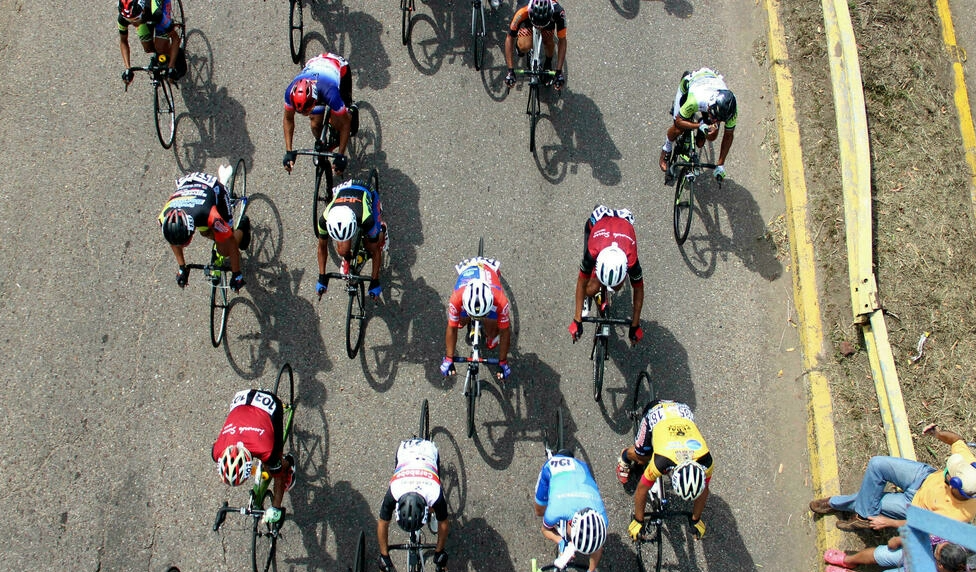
[554,407,564,451]
[154,78,176,149]
[345,280,366,359]
[289,0,304,64]
[274,362,296,456]
[466,368,477,438]
[631,371,654,437]
[401,0,414,45]
[420,398,430,440]
[477,236,484,257]
[353,530,366,572]
[528,84,540,152]
[251,511,278,572]
[210,282,228,347]
[369,168,379,194]
[472,2,485,70]
[673,166,694,245]
[592,337,606,402]
[230,157,248,223]
[313,160,334,237]
[172,0,186,45]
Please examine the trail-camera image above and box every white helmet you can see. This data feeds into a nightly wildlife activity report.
[570,508,607,555]
[462,280,494,318]
[671,460,706,501]
[326,205,358,242]
[595,244,627,288]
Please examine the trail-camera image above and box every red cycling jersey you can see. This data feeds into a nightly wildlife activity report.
[579,207,643,284]
[212,404,276,464]
[447,262,511,328]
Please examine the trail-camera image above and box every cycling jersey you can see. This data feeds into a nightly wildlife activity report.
[317,180,383,241]
[158,172,234,244]
[118,0,174,42]
[579,205,643,285]
[211,389,286,472]
[284,53,352,116]
[672,68,738,129]
[379,439,449,522]
[637,401,713,486]
[448,258,511,327]
[534,455,608,529]
[508,1,568,40]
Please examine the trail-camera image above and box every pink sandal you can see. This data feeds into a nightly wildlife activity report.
[824,549,852,569]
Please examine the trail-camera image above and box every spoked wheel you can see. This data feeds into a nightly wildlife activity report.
[345,281,367,358]
[631,371,654,436]
[591,337,606,402]
[154,79,177,148]
[313,160,334,237]
[251,508,278,572]
[230,157,249,220]
[274,362,297,459]
[471,0,485,70]
[353,530,366,572]
[420,398,430,440]
[633,519,663,572]
[172,0,186,45]
[210,281,228,347]
[465,368,477,438]
[401,0,415,45]
[673,167,694,245]
[289,0,304,64]
[528,84,540,153]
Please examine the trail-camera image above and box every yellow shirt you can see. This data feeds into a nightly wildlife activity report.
[640,415,713,482]
[911,441,976,522]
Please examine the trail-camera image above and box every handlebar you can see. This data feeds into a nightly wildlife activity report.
[321,270,371,289]
[213,501,268,532]
[580,316,632,326]
[293,148,345,161]
[452,356,500,365]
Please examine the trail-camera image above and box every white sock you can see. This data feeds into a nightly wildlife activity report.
[662,139,673,153]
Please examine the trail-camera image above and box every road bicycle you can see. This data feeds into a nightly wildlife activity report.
[663,122,721,246]
[401,0,415,45]
[293,109,346,234]
[123,0,185,149]
[469,0,493,70]
[511,26,558,153]
[628,372,692,572]
[184,159,248,347]
[289,0,304,63]
[387,399,440,572]
[351,530,366,572]
[580,286,632,402]
[317,168,386,359]
[530,408,588,572]
[213,363,298,572]
[451,237,501,438]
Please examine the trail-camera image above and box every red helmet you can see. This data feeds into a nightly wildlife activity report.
[290,79,318,114]
[119,0,146,20]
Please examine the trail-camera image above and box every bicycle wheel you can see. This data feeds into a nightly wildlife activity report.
[673,167,694,245]
[154,78,176,149]
[419,398,430,440]
[289,0,304,64]
[353,530,366,572]
[528,84,540,152]
[554,407,564,451]
[471,1,485,70]
[251,513,278,572]
[210,282,228,347]
[466,368,477,438]
[401,0,414,45]
[477,236,484,257]
[313,160,334,237]
[345,280,367,359]
[631,371,654,436]
[591,336,606,402]
[230,157,249,221]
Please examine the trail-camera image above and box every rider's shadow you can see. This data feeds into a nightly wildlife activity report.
[304,7,392,91]
[698,493,757,571]
[449,517,517,572]
[533,89,622,185]
[678,173,784,281]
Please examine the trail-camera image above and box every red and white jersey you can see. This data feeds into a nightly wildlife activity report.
[389,439,441,506]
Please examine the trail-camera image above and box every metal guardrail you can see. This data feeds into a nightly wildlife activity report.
[900,506,976,572]
[821,0,915,460]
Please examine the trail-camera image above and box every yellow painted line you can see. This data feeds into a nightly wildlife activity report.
[764,0,842,554]
[935,0,976,222]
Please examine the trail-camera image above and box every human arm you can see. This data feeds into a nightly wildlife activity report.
[924,424,966,446]
[120,32,133,73]
[216,234,242,273]
[498,326,511,363]
[630,280,644,329]
[271,455,291,508]
[716,127,734,166]
[435,517,450,552]
[504,34,515,70]
[691,481,709,521]
[367,238,382,281]
[283,108,297,171]
[555,37,567,77]
[332,109,352,159]
[377,518,391,557]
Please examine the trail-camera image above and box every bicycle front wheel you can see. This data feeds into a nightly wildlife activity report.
[466,368,477,438]
[313,160,334,237]
[210,283,228,347]
[673,167,694,245]
[251,514,278,572]
[471,1,485,70]
[631,371,654,436]
[345,281,367,359]
[154,79,176,149]
[591,337,606,402]
[528,84,540,152]
[353,530,366,572]
[420,398,430,440]
[401,0,414,45]
[289,0,304,64]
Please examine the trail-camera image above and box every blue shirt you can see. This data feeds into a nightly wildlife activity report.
[534,455,608,528]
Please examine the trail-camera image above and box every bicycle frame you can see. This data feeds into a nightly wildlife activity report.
[580,287,632,402]
[388,527,438,572]
[453,318,500,438]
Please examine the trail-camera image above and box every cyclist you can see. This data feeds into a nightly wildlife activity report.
[158,166,250,292]
[377,437,450,572]
[212,389,296,526]
[568,205,644,345]
[315,179,388,300]
[118,0,182,84]
[282,53,360,176]
[504,0,568,90]
[659,67,737,181]
[534,449,608,572]
[624,400,713,540]
[440,257,512,381]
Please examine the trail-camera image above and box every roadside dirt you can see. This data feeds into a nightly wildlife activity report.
[779,0,976,528]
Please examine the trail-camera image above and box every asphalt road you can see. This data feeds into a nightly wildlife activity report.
[0,0,816,570]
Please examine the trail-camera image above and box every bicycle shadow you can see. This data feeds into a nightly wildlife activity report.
[697,494,758,571]
[531,88,622,185]
[172,29,255,173]
[431,426,469,519]
[305,7,392,91]
[404,0,467,75]
[678,175,783,282]
[610,0,693,19]
[449,517,517,572]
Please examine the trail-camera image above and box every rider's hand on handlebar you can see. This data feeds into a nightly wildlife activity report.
[440,357,456,376]
[368,279,383,300]
[316,274,328,298]
[176,265,189,288]
[282,150,297,172]
[497,360,511,380]
[332,154,348,174]
[554,70,565,90]
[230,272,245,292]
[569,319,583,343]
[714,165,726,181]
[122,69,134,85]
[628,517,644,541]
[505,68,516,88]
[629,325,643,345]
[690,516,706,539]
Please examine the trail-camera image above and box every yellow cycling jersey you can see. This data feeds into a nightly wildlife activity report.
[641,414,713,482]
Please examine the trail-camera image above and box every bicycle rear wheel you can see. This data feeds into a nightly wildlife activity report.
[631,371,654,436]
[345,281,367,359]
[172,0,186,44]
[471,1,485,70]
[401,0,414,45]
[528,84,540,152]
[313,160,334,237]
[420,398,430,440]
[289,0,304,64]
[251,513,278,572]
[353,530,366,572]
[154,79,176,149]
[591,336,606,402]
[673,167,694,245]
[231,157,249,221]
[210,282,228,347]
[465,368,477,438]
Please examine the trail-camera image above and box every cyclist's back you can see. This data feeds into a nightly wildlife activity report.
[535,454,607,527]
[638,401,712,482]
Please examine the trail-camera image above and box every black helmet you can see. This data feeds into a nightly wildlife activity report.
[528,0,553,27]
[161,208,193,245]
[395,492,427,532]
[708,90,737,123]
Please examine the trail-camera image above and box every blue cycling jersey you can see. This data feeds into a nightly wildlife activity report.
[534,455,608,528]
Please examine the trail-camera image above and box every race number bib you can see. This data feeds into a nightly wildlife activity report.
[229,390,278,416]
